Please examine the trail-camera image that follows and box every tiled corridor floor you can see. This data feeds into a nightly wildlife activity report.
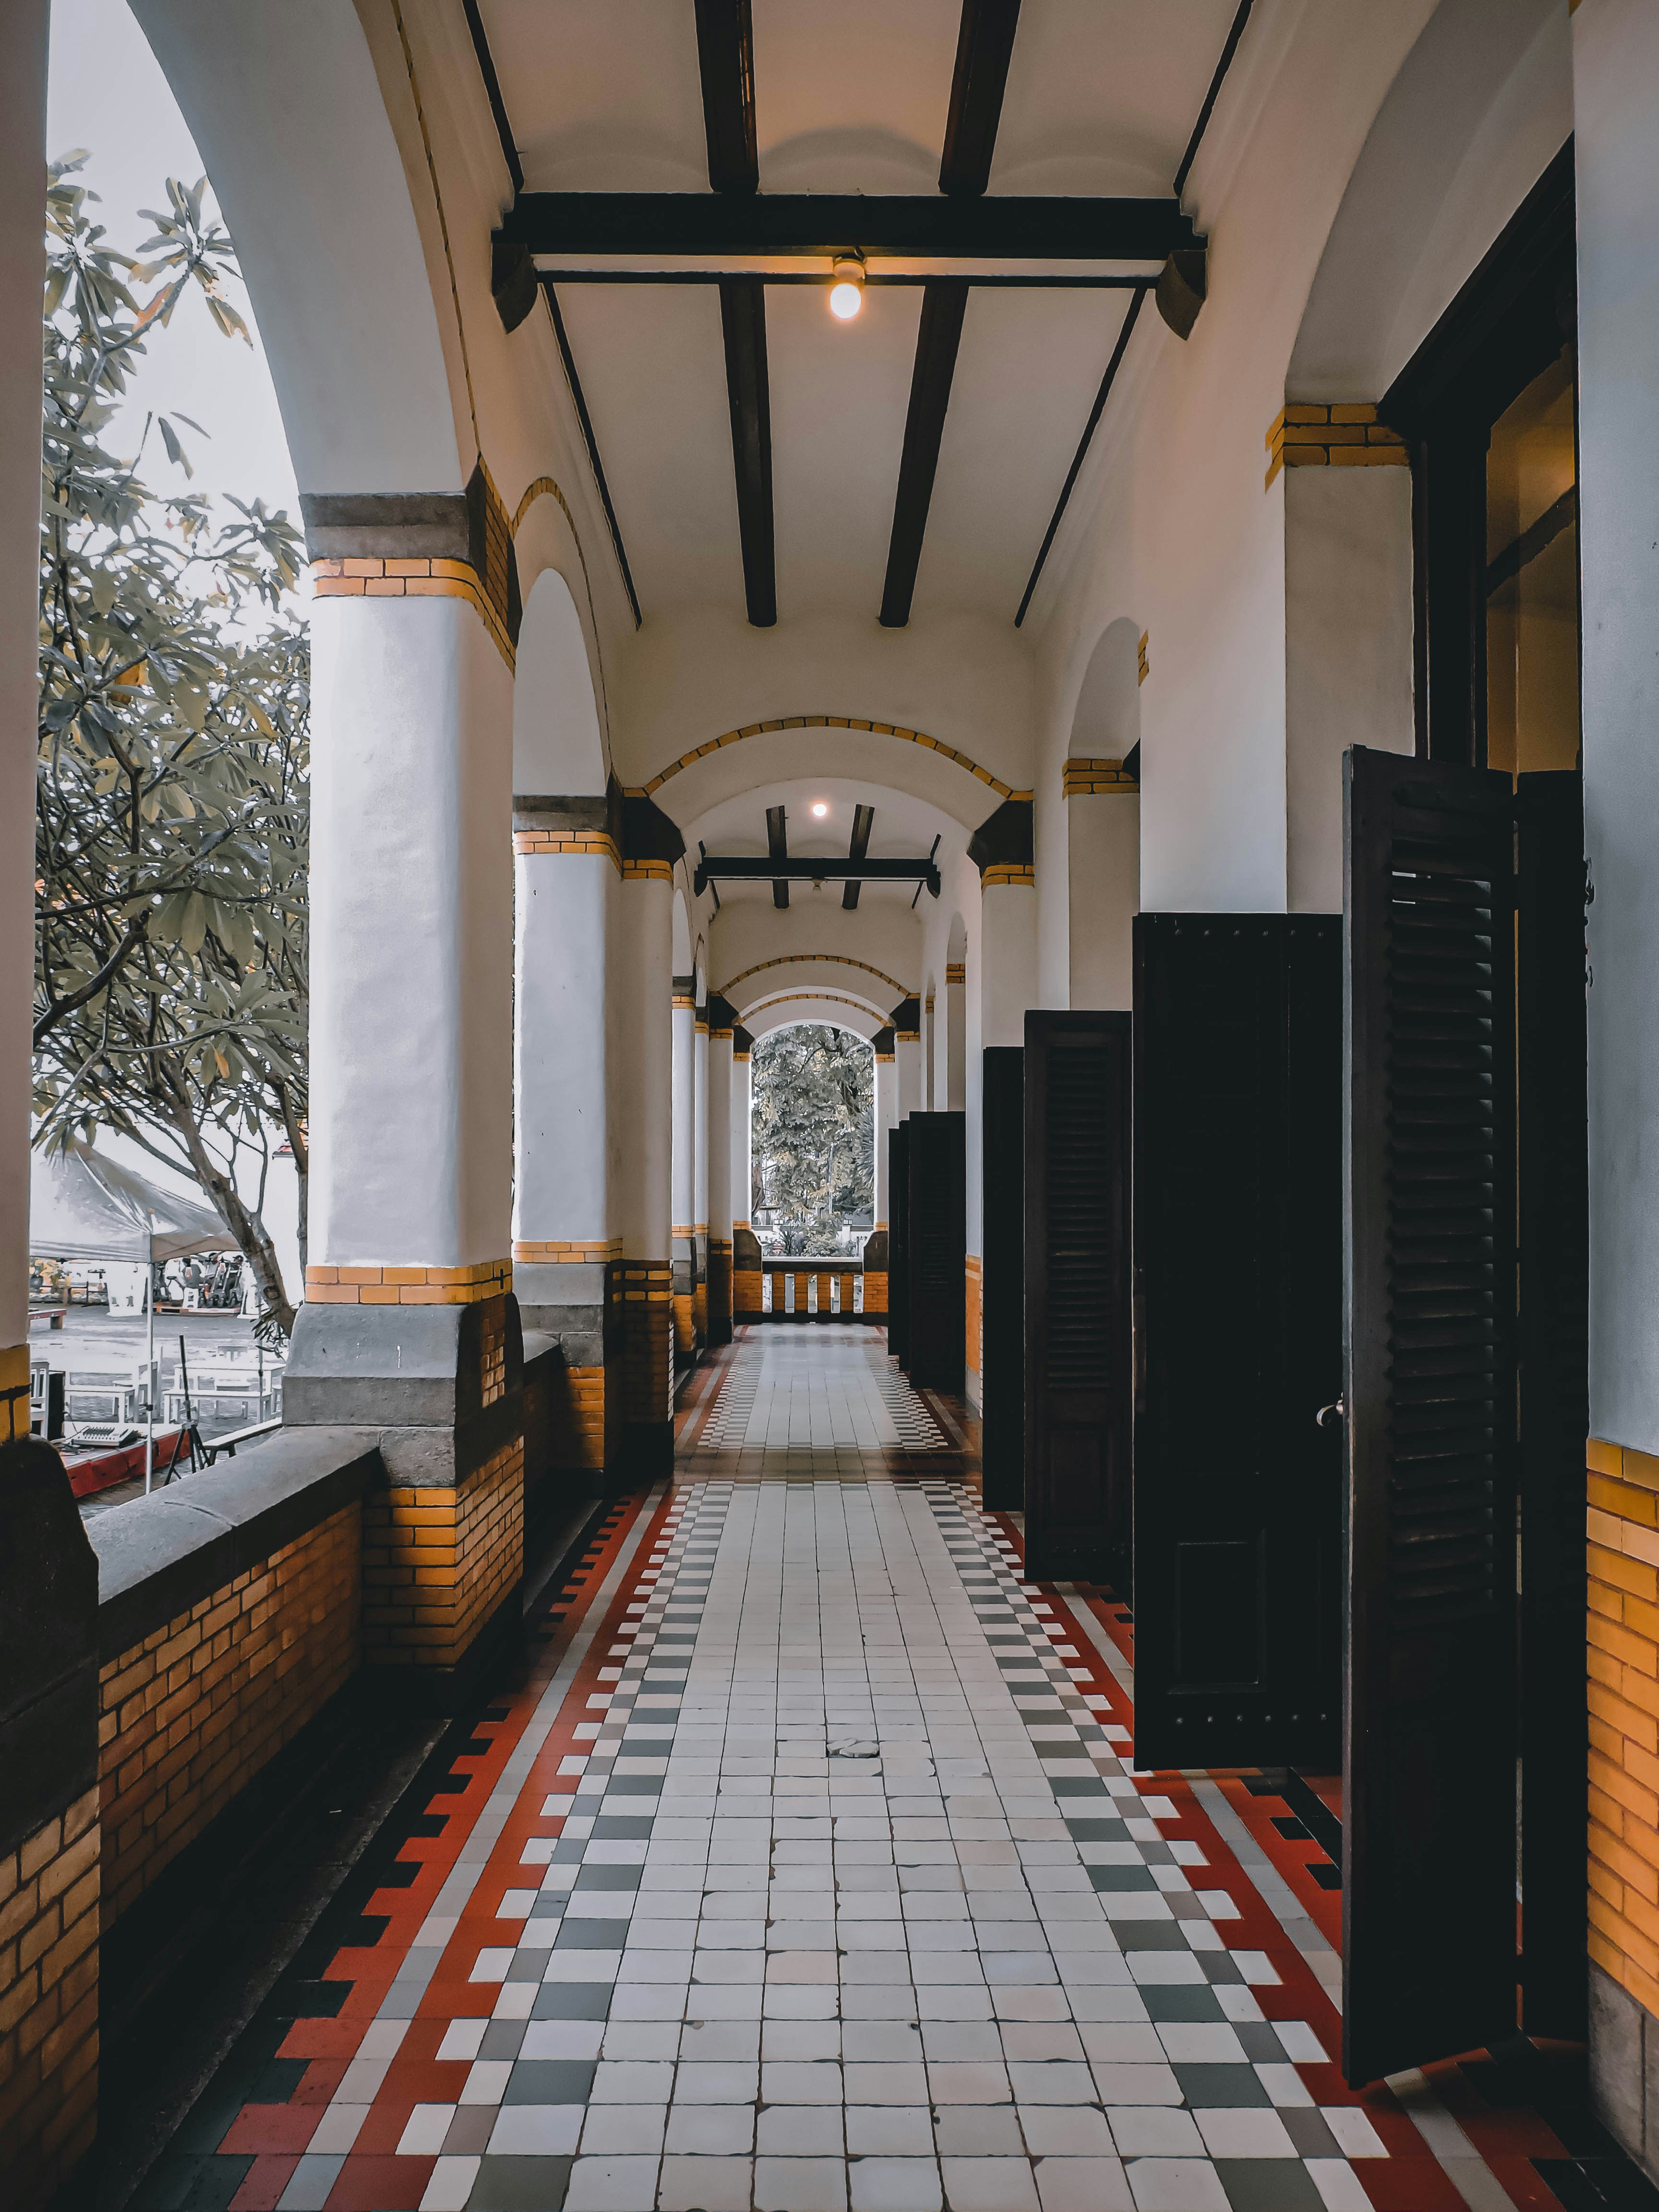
[132,1334,1648,2212]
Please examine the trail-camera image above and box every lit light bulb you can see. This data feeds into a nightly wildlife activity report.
[812,802,828,817]
[829,255,864,320]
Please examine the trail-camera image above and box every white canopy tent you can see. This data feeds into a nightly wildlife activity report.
[30,1138,231,1487]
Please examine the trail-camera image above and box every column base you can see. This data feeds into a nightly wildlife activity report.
[605,1261,673,1483]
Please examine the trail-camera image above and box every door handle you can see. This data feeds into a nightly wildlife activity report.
[1316,1400,1345,1430]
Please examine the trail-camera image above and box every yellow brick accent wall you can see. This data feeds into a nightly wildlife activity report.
[513,1239,622,1264]
[0,1789,100,2201]
[310,555,516,670]
[361,1441,523,1671]
[551,1365,604,1472]
[1265,403,1407,489]
[982,865,1036,888]
[99,1507,360,1921]
[513,828,621,871]
[623,858,674,882]
[965,1256,983,1378]
[305,1259,512,1307]
[1063,757,1139,798]
[672,1294,696,1360]
[863,1272,888,1318]
[1588,1438,1659,2015]
[734,1268,765,1315]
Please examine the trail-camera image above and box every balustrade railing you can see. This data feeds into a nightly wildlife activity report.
[758,1257,865,1319]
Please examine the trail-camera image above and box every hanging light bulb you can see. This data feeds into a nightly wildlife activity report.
[829,254,865,321]
[811,802,829,818]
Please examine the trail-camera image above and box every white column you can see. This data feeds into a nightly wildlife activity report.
[693,1003,709,1342]
[308,592,514,1295]
[1575,0,1659,2152]
[512,820,613,1329]
[670,985,695,1358]
[731,1045,753,1231]
[613,878,674,1264]
[896,1012,924,1120]
[707,1020,733,1345]
[874,1048,897,1227]
[0,3,48,1442]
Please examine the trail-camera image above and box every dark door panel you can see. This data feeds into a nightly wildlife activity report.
[1024,1013,1132,1585]
[890,1124,909,1369]
[981,1048,1025,1510]
[1343,745,1518,2085]
[907,1112,965,1393]
[1132,916,1342,1775]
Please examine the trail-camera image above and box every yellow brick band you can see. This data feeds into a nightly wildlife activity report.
[672,995,697,1011]
[982,864,1036,888]
[744,990,883,1022]
[1587,1436,1659,2020]
[1264,402,1407,489]
[311,555,516,671]
[514,829,621,871]
[513,1239,621,1263]
[306,1259,511,1306]
[946,964,966,985]
[361,1440,522,1668]
[1064,757,1139,798]
[718,955,915,998]
[1137,631,1150,685]
[672,1226,696,1241]
[638,717,1032,805]
[623,858,674,881]
[895,1029,921,1043]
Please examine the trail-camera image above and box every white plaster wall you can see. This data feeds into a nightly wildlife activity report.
[693,1020,709,1230]
[0,0,48,1364]
[1284,467,1416,913]
[874,1057,896,1226]
[610,877,673,1258]
[513,852,610,1265]
[896,1036,923,1120]
[309,595,514,1268]
[514,567,608,797]
[980,886,1037,1050]
[710,901,923,1010]
[1068,797,1140,1009]
[1577,0,1659,1453]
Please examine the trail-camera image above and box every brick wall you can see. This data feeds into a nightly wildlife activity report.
[1588,1439,1659,2014]
[965,1257,983,1378]
[0,1790,100,2202]
[361,1440,523,1669]
[550,1364,604,1471]
[98,1506,360,1921]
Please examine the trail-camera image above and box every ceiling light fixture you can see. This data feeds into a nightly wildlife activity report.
[811,802,829,817]
[829,254,865,321]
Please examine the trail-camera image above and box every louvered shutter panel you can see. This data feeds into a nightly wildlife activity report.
[889,1125,910,1368]
[981,1048,1026,1511]
[1343,745,1518,2085]
[1132,917,1342,1774]
[907,1113,966,1392]
[1515,769,1589,2036]
[1023,1014,1130,1581]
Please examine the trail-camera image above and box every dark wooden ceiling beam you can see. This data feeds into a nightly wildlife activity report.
[695,854,944,897]
[496,193,1196,261]
[696,0,775,628]
[940,0,1022,196]
[766,804,789,909]
[720,277,776,628]
[879,278,969,629]
[694,0,758,192]
[843,805,875,911]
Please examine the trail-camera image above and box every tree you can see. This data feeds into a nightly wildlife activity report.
[32,159,310,1333]
[750,1024,874,1254]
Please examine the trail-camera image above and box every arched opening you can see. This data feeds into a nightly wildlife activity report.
[749,1021,874,1259]
[1066,619,1141,1011]
[514,567,607,797]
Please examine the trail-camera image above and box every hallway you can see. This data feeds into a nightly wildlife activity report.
[118,1333,1621,2212]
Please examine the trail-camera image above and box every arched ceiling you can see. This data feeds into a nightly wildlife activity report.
[471,0,1245,638]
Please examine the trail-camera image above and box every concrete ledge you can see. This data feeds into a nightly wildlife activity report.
[91,1427,383,1661]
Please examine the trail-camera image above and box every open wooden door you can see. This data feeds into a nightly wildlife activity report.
[1023,1014,1131,1582]
[1133,917,1342,1773]
[889,1125,909,1369]
[980,1048,1025,1511]
[907,1112,965,1393]
[1343,745,1519,2084]
[1516,768,1589,2036]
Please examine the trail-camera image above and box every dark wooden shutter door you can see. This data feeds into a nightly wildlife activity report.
[1343,745,1518,2084]
[1133,917,1342,1774]
[907,1112,966,1392]
[981,1048,1025,1511]
[889,1125,910,1369]
[1516,768,1589,2036]
[1023,1014,1130,1582]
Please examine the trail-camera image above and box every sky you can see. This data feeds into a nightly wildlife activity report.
[43,0,303,1298]
[46,0,299,518]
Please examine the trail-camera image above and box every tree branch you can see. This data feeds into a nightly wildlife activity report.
[32,909,149,1046]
